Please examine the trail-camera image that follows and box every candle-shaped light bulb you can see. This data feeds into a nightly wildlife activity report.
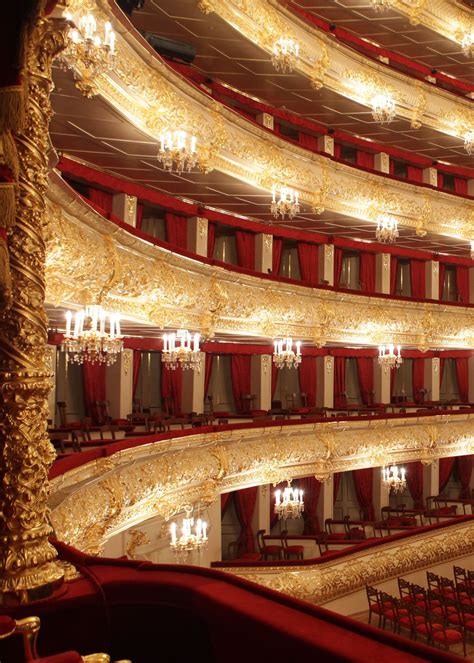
[193,333,199,352]
[274,340,278,355]
[299,489,303,503]
[275,489,281,506]
[65,311,72,337]
[202,521,207,540]
[393,465,398,478]
[296,341,301,356]
[397,345,401,357]
[104,21,111,45]
[401,468,406,481]
[109,30,115,54]
[170,522,177,545]
[110,317,115,339]
[196,518,202,539]
[272,185,276,203]
[115,317,121,337]
[191,135,197,153]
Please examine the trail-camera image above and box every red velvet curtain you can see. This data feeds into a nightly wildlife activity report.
[301,477,321,534]
[334,247,343,287]
[334,143,342,159]
[412,358,425,404]
[333,472,341,503]
[439,262,446,299]
[439,458,455,494]
[455,266,469,303]
[207,221,216,258]
[359,252,375,293]
[406,461,424,509]
[132,350,141,398]
[221,492,232,517]
[165,212,187,249]
[437,172,444,189]
[455,357,469,402]
[297,242,318,286]
[204,354,214,397]
[356,358,374,405]
[356,151,374,169]
[298,132,318,151]
[458,456,473,499]
[136,203,144,230]
[334,357,346,408]
[230,355,251,413]
[87,187,113,213]
[410,260,425,299]
[298,356,317,407]
[272,237,283,275]
[161,365,182,415]
[407,166,423,183]
[390,256,398,295]
[82,361,106,423]
[235,230,255,270]
[454,178,468,195]
[234,487,258,553]
[352,469,375,520]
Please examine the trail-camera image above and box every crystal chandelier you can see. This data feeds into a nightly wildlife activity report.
[162,329,202,371]
[464,130,474,155]
[158,130,198,175]
[62,305,123,366]
[59,12,116,98]
[461,31,474,57]
[271,37,299,73]
[382,465,406,493]
[273,338,302,369]
[170,505,208,560]
[376,214,399,243]
[378,344,403,371]
[371,93,396,124]
[274,481,304,520]
[271,185,300,220]
[371,0,392,11]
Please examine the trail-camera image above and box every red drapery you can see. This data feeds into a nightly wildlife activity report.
[356,151,374,169]
[406,166,423,183]
[352,469,375,520]
[334,143,342,159]
[412,358,425,404]
[458,456,473,499]
[82,361,106,424]
[333,472,341,503]
[439,262,446,299]
[271,363,278,400]
[410,260,425,299]
[136,203,144,230]
[298,132,319,151]
[454,178,468,195]
[272,237,283,275]
[455,266,469,303]
[390,256,398,295]
[161,365,182,415]
[334,357,346,408]
[297,242,319,286]
[356,358,374,405]
[235,230,255,270]
[234,487,258,553]
[455,357,469,402]
[204,354,214,397]
[437,172,444,189]
[359,252,375,293]
[132,350,141,398]
[165,212,187,249]
[298,356,317,407]
[334,247,343,287]
[207,221,216,258]
[439,458,455,494]
[406,461,424,509]
[87,187,113,213]
[301,477,321,534]
[230,355,251,413]
[221,492,232,517]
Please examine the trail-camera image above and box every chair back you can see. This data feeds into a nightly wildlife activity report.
[366,585,380,609]
[256,529,266,554]
[280,529,289,551]
[300,392,308,408]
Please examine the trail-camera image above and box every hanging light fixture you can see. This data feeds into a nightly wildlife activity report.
[274,480,304,520]
[273,338,302,369]
[271,185,300,220]
[162,329,202,371]
[461,30,474,57]
[464,130,474,155]
[169,505,208,560]
[62,305,123,365]
[271,37,299,73]
[371,93,396,125]
[382,465,407,493]
[375,214,399,243]
[157,130,198,175]
[378,344,403,371]
[371,0,392,11]
[58,12,116,97]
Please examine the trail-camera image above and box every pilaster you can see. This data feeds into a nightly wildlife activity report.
[422,168,438,187]
[374,362,391,404]
[425,358,440,402]
[252,485,271,538]
[374,152,389,174]
[255,233,272,274]
[112,192,137,226]
[317,135,334,156]
[318,244,334,285]
[423,460,440,503]
[425,261,440,300]
[373,468,390,520]
[201,498,222,567]
[181,352,206,413]
[106,348,133,420]
[251,354,271,411]
[375,253,390,294]
[316,356,333,408]
[317,478,334,531]
[187,216,208,257]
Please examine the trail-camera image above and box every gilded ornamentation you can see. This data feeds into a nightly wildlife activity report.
[50,413,474,553]
[125,529,150,559]
[410,84,427,130]
[0,14,68,598]
[126,195,136,223]
[197,216,208,239]
[122,349,131,376]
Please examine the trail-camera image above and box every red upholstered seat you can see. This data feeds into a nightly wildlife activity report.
[432,627,464,644]
[326,532,346,540]
[36,653,82,663]
[0,616,15,638]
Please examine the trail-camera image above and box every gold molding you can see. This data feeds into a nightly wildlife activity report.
[46,174,474,350]
[49,412,474,553]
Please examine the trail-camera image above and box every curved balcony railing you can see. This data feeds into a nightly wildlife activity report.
[46,173,474,349]
[48,409,474,553]
[56,0,474,243]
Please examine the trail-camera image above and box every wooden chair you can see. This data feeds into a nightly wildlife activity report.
[280,529,304,560]
[56,401,81,429]
[241,394,256,414]
[48,431,67,454]
[256,529,283,561]
[366,586,383,627]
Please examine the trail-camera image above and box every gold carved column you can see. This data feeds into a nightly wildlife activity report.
[0,12,67,600]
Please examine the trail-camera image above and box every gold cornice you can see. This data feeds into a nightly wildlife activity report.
[46,174,474,349]
[222,520,474,605]
[59,0,474,243]
[49,412,474,554]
